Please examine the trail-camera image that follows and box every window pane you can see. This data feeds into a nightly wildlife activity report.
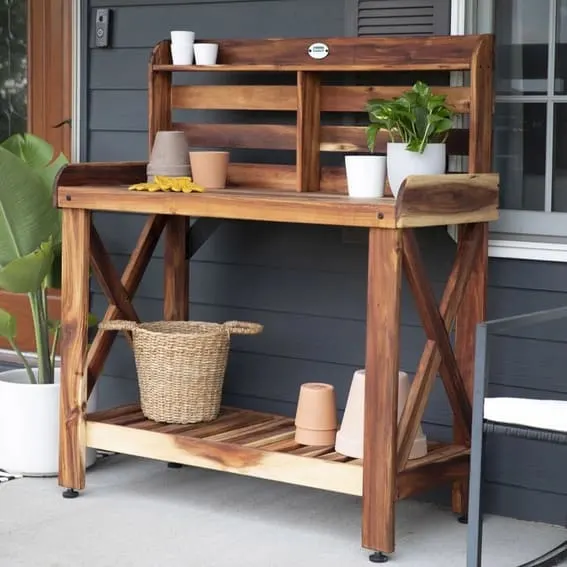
[553,104,567,211]
[494,103,546,211]
[555,0,567,94]
[0,0,27,141]
[495,0,550,95]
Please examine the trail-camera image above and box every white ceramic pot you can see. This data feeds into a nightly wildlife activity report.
[345,155,386,198]
[0,367,98,476]
[194,43,219,65]
[386,142,446,198]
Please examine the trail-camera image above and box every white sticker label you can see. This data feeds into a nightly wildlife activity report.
[308,42,329,60]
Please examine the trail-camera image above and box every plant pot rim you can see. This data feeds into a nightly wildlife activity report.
[0,367,60,387]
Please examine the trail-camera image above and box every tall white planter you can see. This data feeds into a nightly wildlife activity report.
[387,142,446,198]
[0,367,98,476]
[345,155,386,198]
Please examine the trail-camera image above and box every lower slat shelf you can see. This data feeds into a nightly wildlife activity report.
[86,404,469,498]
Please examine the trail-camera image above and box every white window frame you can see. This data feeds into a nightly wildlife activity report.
[452,0,567,262]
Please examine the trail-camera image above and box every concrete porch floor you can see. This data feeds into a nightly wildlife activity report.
[1,454,565,567]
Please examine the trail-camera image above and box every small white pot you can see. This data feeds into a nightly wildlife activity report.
[194,43,219,65]
[387,142,447,198]
[345,155,386,198]
[0,367,98,476]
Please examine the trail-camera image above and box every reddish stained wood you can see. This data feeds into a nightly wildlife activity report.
[363,228,402,554]
[297,71,321,191]
[89,225,140,326]
[173,122,296,151]
[397,224,483,471]
[171,85,297,111]
[398,230,472,467]
[148,41,172,152]
[397,456,470,500]
[56,162,148,187]
[86,215,167,396]
[58,208,91,491]
[321,86,471,114]
[164,217,188,321]
[153,35,484,69]
[453,33,494,516]
[227,163,296,190]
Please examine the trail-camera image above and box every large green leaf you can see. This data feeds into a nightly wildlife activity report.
[0,146,59,267]
[0,239,54,293]
[2,133,56,170]
[0,308,16,342]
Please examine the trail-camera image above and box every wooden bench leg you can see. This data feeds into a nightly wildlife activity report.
[164,216,188,321]
[58,209,91,496]
[362,228,402,561]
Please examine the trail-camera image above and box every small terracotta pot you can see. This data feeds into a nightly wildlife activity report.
[294,382,337,446]
[335,369,428,460]
[189,151,230,189]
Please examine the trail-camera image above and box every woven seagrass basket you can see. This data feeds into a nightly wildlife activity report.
[99,319,263,424]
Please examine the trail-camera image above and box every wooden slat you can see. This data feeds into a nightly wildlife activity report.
[171,85,471,114]
[321,86,471,114]
[173,122,296,151]
[58,208,91,491]
[320,126,469,155]
[56,161,147,188]
[151,35,485,70]
[227,163,296,190]
[171,85,297,111]
[86,420,363,496]
[297,71,321,191]
[395,173,499,228]
[397,456,469,500]
[363,228,402,555]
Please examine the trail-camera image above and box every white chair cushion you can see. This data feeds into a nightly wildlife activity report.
[484,398,567,433]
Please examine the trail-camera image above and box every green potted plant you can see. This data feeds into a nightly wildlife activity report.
[0,133,98,476]
[366,80,454,198]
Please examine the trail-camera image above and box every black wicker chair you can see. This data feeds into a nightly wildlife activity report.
[467,306,567,567]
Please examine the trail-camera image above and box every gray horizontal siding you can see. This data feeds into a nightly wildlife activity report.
[85,0,567,526]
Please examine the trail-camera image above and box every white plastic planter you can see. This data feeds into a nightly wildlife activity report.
[0,367,98,476]
[387,142,446,198]
[345,155,386,198]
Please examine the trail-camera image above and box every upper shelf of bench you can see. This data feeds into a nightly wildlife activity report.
[150,35,491,72]
[55,163,499,229]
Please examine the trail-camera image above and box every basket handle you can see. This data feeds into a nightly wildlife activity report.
[223,321,263,335]
[98,320,138,332]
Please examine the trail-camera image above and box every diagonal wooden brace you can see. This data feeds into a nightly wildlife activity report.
[86,215,167,397]
[397,225,483,470]
[90,225,141,327]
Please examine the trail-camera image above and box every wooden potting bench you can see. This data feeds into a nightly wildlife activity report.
[55,35,498,561]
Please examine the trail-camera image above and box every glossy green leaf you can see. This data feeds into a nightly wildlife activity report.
[0,147,59,267]
[0,239,54,293]
[0,308,16,342]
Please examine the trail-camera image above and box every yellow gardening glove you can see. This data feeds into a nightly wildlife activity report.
[128,176,205,193]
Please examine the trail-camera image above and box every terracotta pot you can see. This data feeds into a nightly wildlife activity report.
[189,151,229,189]
[147,131,190,181]
[334,369,428,460]
[294,382,337,446]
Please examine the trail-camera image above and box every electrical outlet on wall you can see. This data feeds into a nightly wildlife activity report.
[94,8,112,48]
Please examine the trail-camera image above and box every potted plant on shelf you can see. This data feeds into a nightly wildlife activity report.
[0,133,98,476]
[366,80,454,198]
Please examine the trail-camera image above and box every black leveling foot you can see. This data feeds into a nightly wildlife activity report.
[458,515,468,525]
[62,488,79,499]
[369,552,388,563]
[167,462,183,469]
